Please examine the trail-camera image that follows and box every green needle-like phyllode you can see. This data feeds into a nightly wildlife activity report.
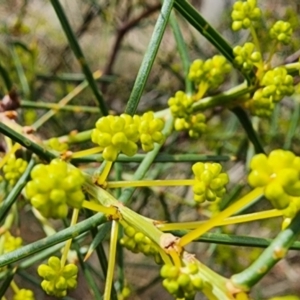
[270,20,293,45]
[25,159,85,219]
[248,150,300,217]
[192,162,229,204]
[13,289,35,300]
[231,0,262,31]
[3,155,28,186]
[38,256,78,297]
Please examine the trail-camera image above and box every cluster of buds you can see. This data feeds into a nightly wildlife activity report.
[192,162,229,204]
[3,231,23,253]
[247,67,294,117]
[269,21,293,45]
[168,91,207,138]
[46,137,68,153]
[231,0,262,31]
[38,256,78,297]
[160,262,203,299]
[120,222,162,264]
[25,159,85,219]
[174,113,207,139]
[3,155,28,186]
[91,112,165,161]
[168,91,193,119]
[188,55,231,90]
[138,111,165,152]
[248,149,300,217]
[233,42,262,72]
[13,289,35,300]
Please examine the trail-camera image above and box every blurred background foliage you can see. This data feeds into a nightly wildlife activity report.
[1,0,300,299]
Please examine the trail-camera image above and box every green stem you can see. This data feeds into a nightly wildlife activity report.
[159,209,282,231]
[83,178,164,246]
[50,0,108,115]
[56,129,92,144]
[171,231,300,250]
[230,211,300,291]
[125,0,175,115]
[173,0,232,63]
[169,12,193,94]
[0,62,13,91]
[0,122,56,161]
[0,213,106,267]
[71,153,231,163]
[283,99,300,150]
[249,24,261,54]
[192,82,254,112]
[84,222,111,261]
[9,45,30,97]
[21,100,100,113]
[37,72,114,83]
[118,116,174,205]
[179,188,263,247]
[285,62,300,76]
[73,242,103,300]
[231,107,265,154]
[0,268,16,298]
[60,209,79,267]
[104,221,119,300]
[106,179,195,188]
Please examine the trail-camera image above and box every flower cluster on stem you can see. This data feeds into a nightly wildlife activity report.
[25,159,85,219]
[120,222,162,264]
[192,162,229,204]
[3,155,28,186]
[248,149,300,218]
[231,0,261,31]
[91,112,165,161]
[37,256,78,297]
[246,67,294,117]
[160,262,203,299]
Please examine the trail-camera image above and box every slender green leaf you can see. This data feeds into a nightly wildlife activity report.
[125,0,175,115]
[169,12,193,94]
[0,122,57,161]
[0,214,106,267]
[230,211,300,290]
[284,100,300,149]
[0,267,16,298]
[0,63,13,91]
[50,0,108,115]
[71,153,231,163]
[173,0,233,63]
[231,107,265,154]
